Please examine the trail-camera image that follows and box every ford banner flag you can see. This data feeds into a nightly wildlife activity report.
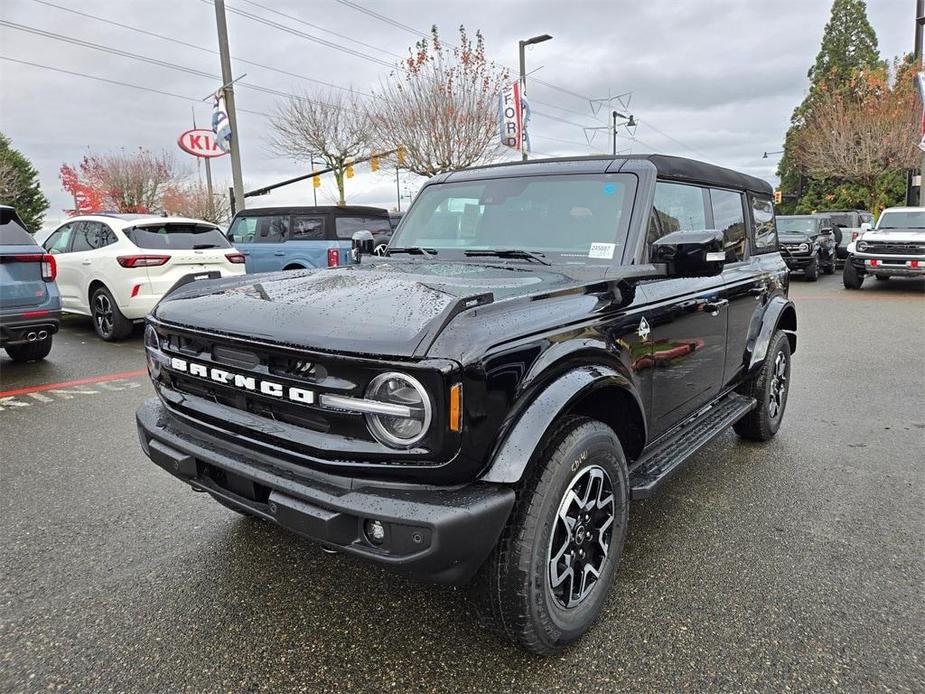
[212,89,233,154]
[499,83,531,152]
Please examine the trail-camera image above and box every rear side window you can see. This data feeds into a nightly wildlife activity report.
[126,223,231,250]
[291,215,325,240]
[750,196,777,252]
[649,181,708,248]
[71,222,117,252]
[0,220,35,246]
[227,215,289,243]
[710,189,746,262]
[334,216,392,240]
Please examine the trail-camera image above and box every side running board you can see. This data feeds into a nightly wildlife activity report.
[629,392,756,500]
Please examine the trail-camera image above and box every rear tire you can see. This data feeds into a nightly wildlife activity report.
[804,257,818,281]
[823,256,835,275]
[734,330,791,441]
[91,286,133,341]
[843,260,864,289]
[474,416,629,655]
[4,335,53,362]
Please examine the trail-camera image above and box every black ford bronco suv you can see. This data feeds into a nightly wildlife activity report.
[137,155,796,654]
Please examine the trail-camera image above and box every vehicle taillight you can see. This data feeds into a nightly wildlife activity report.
[12,253,56,281]
[117,255,170,268]
[41,253,56,281]
[327,248,339,268]
[225,252,246,264]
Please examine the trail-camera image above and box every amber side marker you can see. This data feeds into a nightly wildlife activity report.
[449,384,462,432]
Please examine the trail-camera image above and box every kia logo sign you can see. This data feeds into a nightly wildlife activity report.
[177,129,227,159]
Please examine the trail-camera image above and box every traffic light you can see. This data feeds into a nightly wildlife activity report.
[773,190,782,204]
[345,161,354,179]
[396,145,406,165]
[312,171,321,189]
[370,154,380,172]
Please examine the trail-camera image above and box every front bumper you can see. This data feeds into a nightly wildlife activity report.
[849,255,925,277]
[136,398,514,584]
[783,254,815,270]
[0,310,60,346]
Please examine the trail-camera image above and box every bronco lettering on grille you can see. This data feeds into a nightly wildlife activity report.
[169,357,315,404]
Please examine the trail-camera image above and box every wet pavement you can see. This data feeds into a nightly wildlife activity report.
[1,277,923,692]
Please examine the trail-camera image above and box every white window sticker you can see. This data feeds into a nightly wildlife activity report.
[588,242,616,259]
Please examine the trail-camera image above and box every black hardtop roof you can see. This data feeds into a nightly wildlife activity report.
[778,214,829,220]
[441,154,772,196]
[233,205,389,217]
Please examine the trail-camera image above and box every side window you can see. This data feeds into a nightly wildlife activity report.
[334,216,392,240]
[291,215,325,240]
[72,222,116,252]
[227,216,256,243]
[255,215,289,243]
[750,196,777,252]
[651,181,708,236]
[710,188,746,262]
[43,223,75,254]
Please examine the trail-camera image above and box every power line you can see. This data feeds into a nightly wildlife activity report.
[638,121,716,163]
[28,0,372,97]
[0,55,270,118]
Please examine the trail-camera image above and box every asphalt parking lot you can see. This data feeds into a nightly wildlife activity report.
[1,276,923,693]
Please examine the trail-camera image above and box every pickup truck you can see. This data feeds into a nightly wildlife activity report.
[843,206,925,289]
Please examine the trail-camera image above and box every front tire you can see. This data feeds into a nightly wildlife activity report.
[734,330,792,441]
[843,260,864,289]
[91,286,133,341]
[474,416,629,655]
[804,257,818,281]
[4,335,53,362]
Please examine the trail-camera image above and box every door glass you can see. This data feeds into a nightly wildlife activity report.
[227,216,257,243]
[291,216,325,240]
[43,224,75,254]
[652,182,707,235]
[710,189,746,262]
[254,215,289,242]
[71,222,114,252]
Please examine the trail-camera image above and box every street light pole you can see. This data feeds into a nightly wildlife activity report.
[518,34,552,161]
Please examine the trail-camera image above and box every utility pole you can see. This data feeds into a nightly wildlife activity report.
[612,111,618,156]
[917,0,924,204]
[395,165,401,211]
[214,0,245,212]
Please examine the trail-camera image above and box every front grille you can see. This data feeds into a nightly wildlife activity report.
[783,245,810,255]
[862,241,925,255]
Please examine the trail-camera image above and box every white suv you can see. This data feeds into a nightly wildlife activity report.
[42,214,246,340]
[843,207,925,289]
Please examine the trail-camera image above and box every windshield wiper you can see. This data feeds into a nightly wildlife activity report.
[464,249,550,265]
[388,246,437,257]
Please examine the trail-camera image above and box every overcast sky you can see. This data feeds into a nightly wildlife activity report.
[0,0,911,229]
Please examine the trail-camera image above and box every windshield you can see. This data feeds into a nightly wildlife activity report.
[877,210,925,229]
[776,217,818,235]
[390,173,637,263]
[126,223,230,250]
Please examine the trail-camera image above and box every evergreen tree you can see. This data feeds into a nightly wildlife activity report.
[0,133,49,232]
[777,0,883,213]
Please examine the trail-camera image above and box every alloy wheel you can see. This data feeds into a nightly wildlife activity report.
[94,293,114,337]
[768,350,788,419]
[547,465,616,609]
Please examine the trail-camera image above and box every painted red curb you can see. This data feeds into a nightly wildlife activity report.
[0,369,148,398]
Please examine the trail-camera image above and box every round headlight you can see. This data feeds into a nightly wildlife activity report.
[365,372,432,448]
[798,243,809,253]
[857,240,868,252]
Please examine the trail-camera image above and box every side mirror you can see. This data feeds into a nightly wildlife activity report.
[860,222,872,231]
[351,230,375,262]
[651,229,725,278]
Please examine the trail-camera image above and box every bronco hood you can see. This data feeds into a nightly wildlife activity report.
[151,260,590,358]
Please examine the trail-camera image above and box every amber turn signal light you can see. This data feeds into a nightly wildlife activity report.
[449,384,462,432]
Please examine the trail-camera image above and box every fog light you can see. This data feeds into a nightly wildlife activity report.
[365,519,386,545]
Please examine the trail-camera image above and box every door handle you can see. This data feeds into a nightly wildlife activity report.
[273,251,285,256]
[703,299,728,315]
[81,260,92,266]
